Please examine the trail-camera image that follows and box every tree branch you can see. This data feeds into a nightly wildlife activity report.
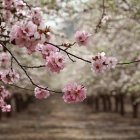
[0,41,62,94]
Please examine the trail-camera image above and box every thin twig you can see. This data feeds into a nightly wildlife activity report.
[94,0,106,33]
[9,84,34,91]
[22,64,45,69]
[22,0,31,10]
[117,60,140,65]
[46,42,91,64]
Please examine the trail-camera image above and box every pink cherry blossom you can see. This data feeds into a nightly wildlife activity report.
[3,10,12,22]
[106,57,118,69]
[37,43,58,59]
[74,31,91,46]
[91,52,107,74]
[31,8,43,25]
[62,82,87,103]
[14,0,26,8]
[3,0,13,9]
[46,52,65,73]
[0,52,11,66]
[91,52,117,73]
[34,31,45,43]
[34,86,50,100]
[9,22,25,46]
[1,104,11,112]
[1,69,20,84]
[0,86,10,99]
[10,21,39,54]
[24,37,38,54]
[34,26,51,43]
[0,98,5,108]
[21,21,37,37]
[0,86,11,112]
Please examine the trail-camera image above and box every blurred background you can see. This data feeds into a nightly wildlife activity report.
[0,0,140,139]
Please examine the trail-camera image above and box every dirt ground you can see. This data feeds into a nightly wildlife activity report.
[0,94,140,140]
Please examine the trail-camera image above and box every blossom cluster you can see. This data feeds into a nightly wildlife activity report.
[34,86,50,100]
[0,86,11,112]
[0,51,19,85]
[0,0,119,111]
[91,52,118,74]
[0,51,19,112]
[34,82,87,104]
[2,0,26,22]
[37,44,65,73]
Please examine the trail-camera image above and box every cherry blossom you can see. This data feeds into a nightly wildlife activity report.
[1,104,11,112]
[21,21,37,37]
[1,69,20,84]
[91,52,117,74]
[14,0,26,9]
[62,82,87,103]
[45,52,65,73]
[10,21,39,54]
[106,57,118,69]
[37,43,58,59]
[34,86,50,100]
[9,22,24,46]
[74,31,91,46]
[3,10,13,22]
[0,52,11,66]
[35,27,52,43]
[0,98,5,108]
[0,86,10,99]
[3,0,13,9]
[30,8,43,25]
[91,52,107,74]
[0,86,11,112]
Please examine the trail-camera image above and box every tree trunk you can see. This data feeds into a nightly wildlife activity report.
[95,96,99,111]
[107,95,112,111]
[132,104,138,118]
[114,95,119,112]
[119,94,125,116]
[131,94,138,118]
[102,95,107,112]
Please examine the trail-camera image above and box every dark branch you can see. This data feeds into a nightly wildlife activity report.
[94,0,106,33]
[0,41,62,94]
[46,42,91,64]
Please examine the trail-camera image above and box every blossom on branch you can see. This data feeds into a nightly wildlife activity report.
[14,0,26,9]
[37,43,58,59]
[34,86,50,100]
[30,7,43,25]
[0,86,11,112]
[74,31,91,46]
[45,52,65,73]
[1,69,20,84]
[1,105,11,112]
[3,0,13,9]
[62,82,87,103]
[10,21,39,54]
[91,52,117,74]
[0,52,11,67]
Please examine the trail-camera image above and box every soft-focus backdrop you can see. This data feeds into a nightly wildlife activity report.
[0,0,140,140]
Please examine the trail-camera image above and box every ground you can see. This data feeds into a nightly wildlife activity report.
[0,94,140,140]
